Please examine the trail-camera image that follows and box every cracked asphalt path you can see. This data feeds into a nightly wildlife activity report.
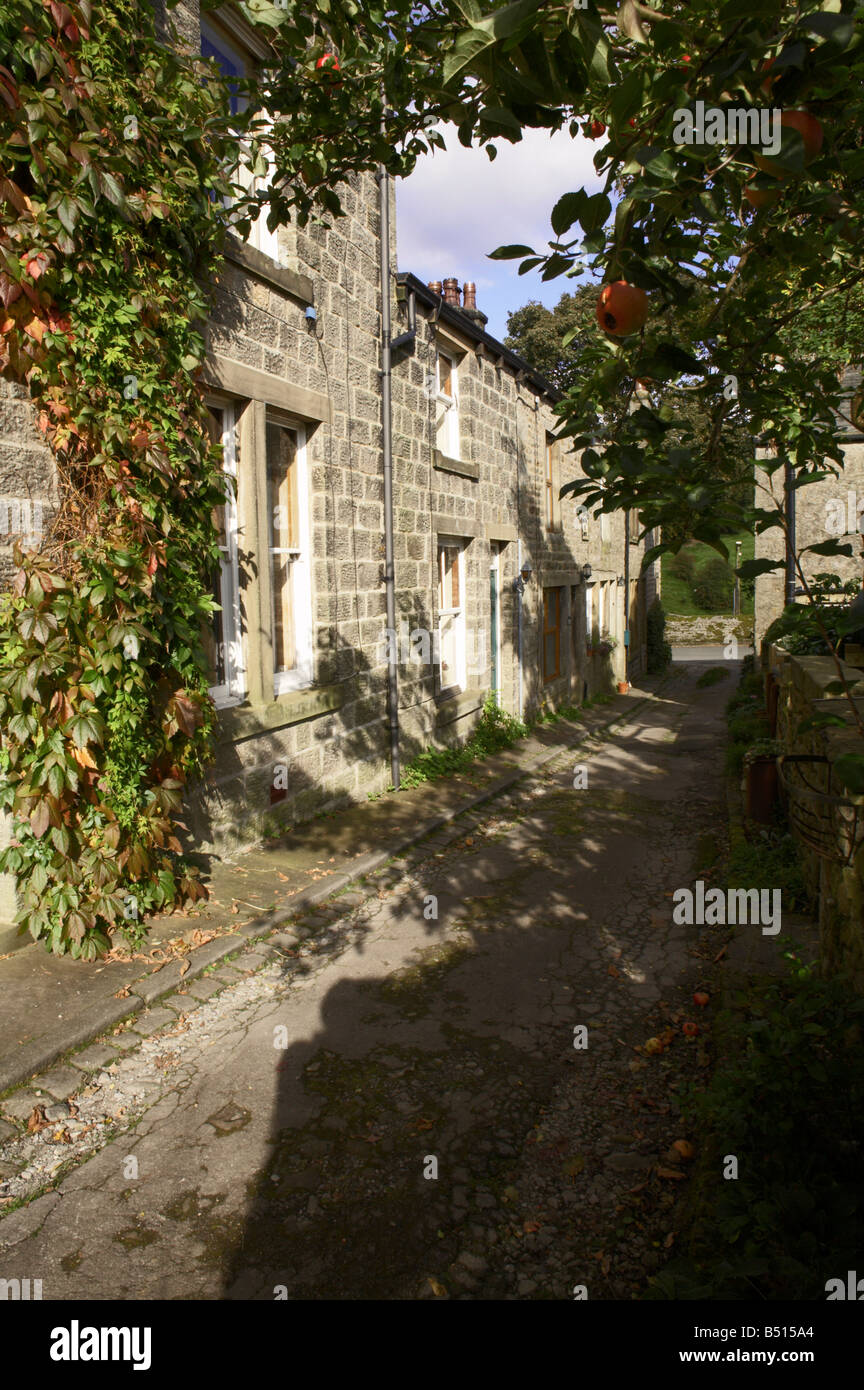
[0,662,736,1300]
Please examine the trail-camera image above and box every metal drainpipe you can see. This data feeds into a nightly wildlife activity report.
[623,512,630,683]
[516,536,524,722]
[784,454,797,605]
[378,149,400,789]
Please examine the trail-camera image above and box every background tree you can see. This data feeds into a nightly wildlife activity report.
[503,287,597,394]
[505,285,756,550]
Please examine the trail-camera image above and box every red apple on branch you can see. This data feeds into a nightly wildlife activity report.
[596,281,648,337]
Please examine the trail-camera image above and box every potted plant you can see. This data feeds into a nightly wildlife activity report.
[743,738,782,822]
[595,635,618,658]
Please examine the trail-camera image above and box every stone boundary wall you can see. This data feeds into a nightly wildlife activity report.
[765,641,864,987]
[666,614,754,645]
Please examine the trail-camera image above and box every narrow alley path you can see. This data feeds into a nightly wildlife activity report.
[0,662,736,1300]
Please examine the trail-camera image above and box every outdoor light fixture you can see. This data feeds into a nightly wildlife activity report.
[304,306,317,328]
[581,563,593,581]
[513,561,533,595]
[617,575,625,587]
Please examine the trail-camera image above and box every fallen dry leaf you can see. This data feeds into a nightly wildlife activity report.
[656,1166,687,1181]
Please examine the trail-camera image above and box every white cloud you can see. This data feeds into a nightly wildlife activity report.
[396,124,605,338]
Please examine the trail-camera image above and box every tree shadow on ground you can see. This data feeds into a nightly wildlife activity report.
[215,674,725,1299]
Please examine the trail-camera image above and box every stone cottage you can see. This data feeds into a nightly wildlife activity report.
[0,1,659,942]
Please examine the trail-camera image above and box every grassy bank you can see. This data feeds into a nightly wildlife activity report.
[661,533,755,618]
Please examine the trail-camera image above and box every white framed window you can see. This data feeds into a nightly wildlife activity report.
[544,433,559,530]
[201,17,281,265]
[435,349,460,459]
[437,540,466,693]
[267,417,313,695]
[204,400,245,706]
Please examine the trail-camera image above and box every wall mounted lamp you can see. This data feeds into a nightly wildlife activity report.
[513,561,533,595]
[581,563,593,582]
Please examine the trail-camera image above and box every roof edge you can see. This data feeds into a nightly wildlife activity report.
[396,272,561,404]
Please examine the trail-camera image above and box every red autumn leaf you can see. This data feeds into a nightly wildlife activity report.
[30,798,50,838]
[0,67,19,109]
[26,253,47,279]
[49,1,74,30]
[171,693,204,736]
[0,176,28,213]
[23,315,45,342]
[0,273,22,308]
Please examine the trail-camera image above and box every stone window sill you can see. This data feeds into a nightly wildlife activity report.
[217,682,345,744]
[222,234,314,308]
[434,687,485,727]
[434,450,479,481]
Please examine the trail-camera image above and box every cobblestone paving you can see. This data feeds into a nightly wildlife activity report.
[0,663,736,1299]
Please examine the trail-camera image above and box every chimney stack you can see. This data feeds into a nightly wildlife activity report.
[460,279,488,328]
[427,280,442,297]
[442,277,461,307]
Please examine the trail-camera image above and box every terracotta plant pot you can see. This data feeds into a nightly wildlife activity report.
[617,681,629,694]
[746,756,779,823]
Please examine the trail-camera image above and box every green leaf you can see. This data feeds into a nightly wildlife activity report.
[551,191,586,236]
[239,0,286,29]
[580,192,611,232]
[479,106,523,133]
[98,171,127,208]
[56,196,79,235]
[442,0,545,84]
[488,243,536,260]
[834,754,864,795]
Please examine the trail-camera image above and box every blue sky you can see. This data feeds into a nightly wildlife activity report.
[396,124,606,342]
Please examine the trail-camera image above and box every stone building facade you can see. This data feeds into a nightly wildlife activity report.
[0,1,658,941]
[754,367,864,650]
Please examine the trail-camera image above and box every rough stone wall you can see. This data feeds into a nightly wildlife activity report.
[754,444,864,651]
[188,162,393,853]
[0,380,57,591]
[768,643,864,988]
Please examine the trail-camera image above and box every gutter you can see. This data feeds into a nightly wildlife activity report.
[395,272,561,405]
